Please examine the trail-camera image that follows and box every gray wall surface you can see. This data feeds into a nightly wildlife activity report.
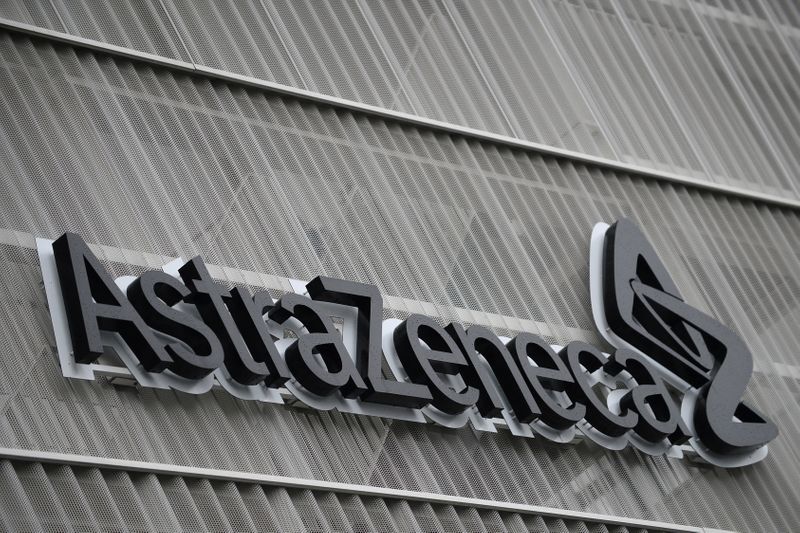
[3,0,800,198]
[0,1,798,532]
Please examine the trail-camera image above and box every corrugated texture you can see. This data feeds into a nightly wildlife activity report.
[0,31,799,532]
[0,460,672,533]
[2,0,800,199]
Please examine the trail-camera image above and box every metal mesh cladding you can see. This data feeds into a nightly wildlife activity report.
[0,30,799,533]
[3,0,800,199]
[0,460,677,533]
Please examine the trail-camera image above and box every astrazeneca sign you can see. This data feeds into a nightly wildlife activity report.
[38,219,777,467]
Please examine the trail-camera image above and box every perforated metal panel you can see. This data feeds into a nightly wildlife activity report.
[0,20,798,533]
[2,0,800,199]
[0,460,685,532]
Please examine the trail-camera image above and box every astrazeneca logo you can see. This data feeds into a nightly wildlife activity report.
[38,219,777,467]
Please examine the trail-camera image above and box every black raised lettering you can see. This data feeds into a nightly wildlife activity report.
[179,257,268,385]
[606,349,688,444]
[562,342,637,437]
[127,270,223,378]
[446,324,540,422]
[226,287,291,388]
[269,293,367,397]
[52,233,171,371]
[306,276,430,408]
[509,333,585,430]
[393,315,473,414]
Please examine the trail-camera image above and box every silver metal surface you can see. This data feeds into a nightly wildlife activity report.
[1,16,800,212]
[0,3,799,532]
[4,0,800,200]
[0,458,713,532]
[0,448,702,532]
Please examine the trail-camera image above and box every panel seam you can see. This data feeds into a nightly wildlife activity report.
[0,16,799,212]
[0,447,703,532]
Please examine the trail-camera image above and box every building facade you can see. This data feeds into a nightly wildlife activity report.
[1,1,800,531]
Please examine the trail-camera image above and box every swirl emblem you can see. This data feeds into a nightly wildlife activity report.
[590,218,777,465]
